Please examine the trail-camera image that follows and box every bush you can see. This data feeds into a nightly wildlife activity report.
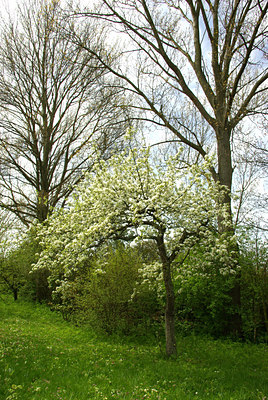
[174,242,238,337]
[239,239,268,342]
[50,243,162,334]
[0,231,47,302]
[175,266,235,337]
[81,245,141,332]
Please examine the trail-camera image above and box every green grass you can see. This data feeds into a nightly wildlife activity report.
[0,298,267,400]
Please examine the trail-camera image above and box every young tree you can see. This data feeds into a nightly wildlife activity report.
[34,145,234,356]
[0,0,127,225]
[79,0,267,230]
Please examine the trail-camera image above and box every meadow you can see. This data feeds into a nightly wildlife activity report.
[0,297,267,400]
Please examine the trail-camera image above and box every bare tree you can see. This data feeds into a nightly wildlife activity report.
[78,0,267,230]
[0,0,128,225]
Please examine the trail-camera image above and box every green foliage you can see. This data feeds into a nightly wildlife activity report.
[0,237,34,301]
[77,244,144,333]
[175,266,235,337]
[173,232,268,342]
[239,235,268,342]
[0,299,267,400]
[173,240,237,336]
[0,227,51,303]
[0,253,24,301]
[50,243,162,334]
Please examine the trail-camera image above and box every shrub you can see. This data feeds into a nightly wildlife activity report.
[50,243,162,334]
[174,243,237,337]
[239,239,268,342]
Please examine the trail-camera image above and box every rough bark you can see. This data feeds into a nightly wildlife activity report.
[163,263,177,357]
[156,233,177,357]
[215,126,233,228]
[217,129,242,335]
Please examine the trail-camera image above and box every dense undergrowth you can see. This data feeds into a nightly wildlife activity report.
[0,297,267,400]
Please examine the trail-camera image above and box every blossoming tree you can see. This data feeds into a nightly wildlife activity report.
[35,146,234,357]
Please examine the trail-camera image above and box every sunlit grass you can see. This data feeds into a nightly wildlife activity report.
[0,297,267,399]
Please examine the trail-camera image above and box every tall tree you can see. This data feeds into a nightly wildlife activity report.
[0,0,127,225]
[79,0,268,229]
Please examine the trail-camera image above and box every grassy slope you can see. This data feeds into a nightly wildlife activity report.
[0,298,267,400]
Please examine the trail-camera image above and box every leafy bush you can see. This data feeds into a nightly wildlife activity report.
[174,242,237,337]
[50,243,162,334]
[239,237,268,342]
[0,230,46,302]
[80,244,141,333]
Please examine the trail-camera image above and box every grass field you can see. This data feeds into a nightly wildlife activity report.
[0,297,267,400]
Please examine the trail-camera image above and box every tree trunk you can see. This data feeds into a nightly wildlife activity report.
[37,190,49,222]
[217,128,242,337]
[13,287,18,301]
[164,273,177,357]
[217,131,233,232]
[156,234,177,357]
